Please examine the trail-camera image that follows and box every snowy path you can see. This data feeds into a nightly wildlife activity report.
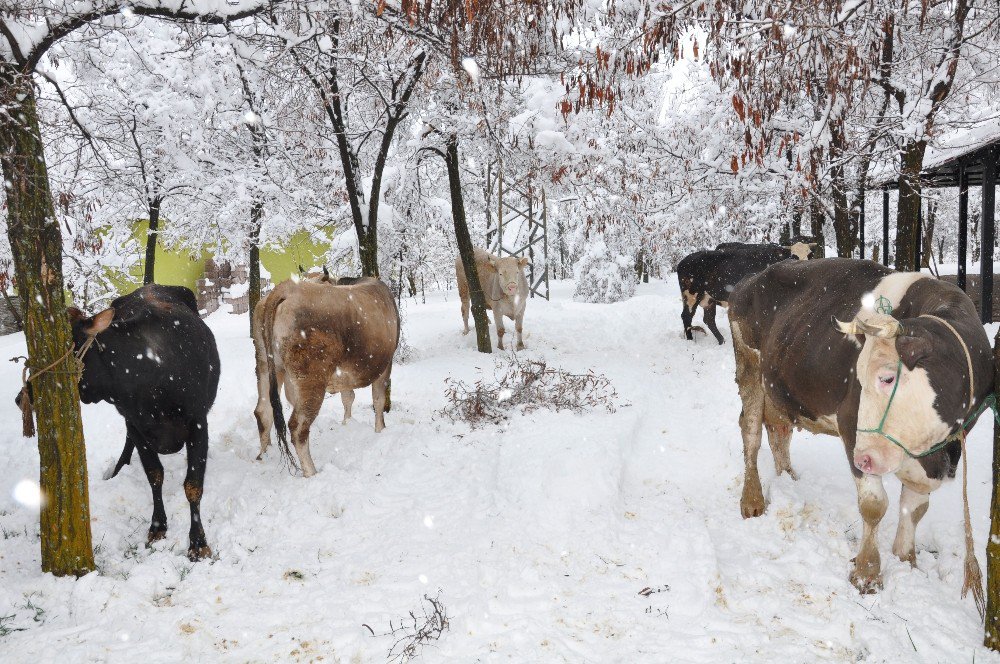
[1,279,997,662]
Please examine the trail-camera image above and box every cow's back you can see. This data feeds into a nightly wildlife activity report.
[455,248,499,308]
[678,247,791,304]
[97,285,220,416]
[274,278,399,391]
[729,258,894,421]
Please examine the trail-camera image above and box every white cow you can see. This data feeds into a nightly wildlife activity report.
[456,248,529,350]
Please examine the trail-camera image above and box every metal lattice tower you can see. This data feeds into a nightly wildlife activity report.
[484,162,550,300]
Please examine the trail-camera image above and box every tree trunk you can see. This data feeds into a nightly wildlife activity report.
[895,140,927,272]
[830,121,854,258]
[921,200,936,269]
[0,70,94,576]
[445,136,491,353]
[142,197,161,285]
[986,327,1000,650]
[973,210,982,264]
[2,287,23,330]
[248,200,263,335]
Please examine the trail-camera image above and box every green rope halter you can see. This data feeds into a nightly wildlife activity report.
[858,358,999,458]
[855,296,1000,458]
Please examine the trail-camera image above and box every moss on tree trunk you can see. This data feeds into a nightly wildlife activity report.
[446,136,491,353]
[986,328,1000,649]
[0,69,94,576]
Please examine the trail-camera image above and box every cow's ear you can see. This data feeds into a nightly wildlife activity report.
[83,307,115,336]
[897,334,932,370]
[67,306,85,324]
[517,257,530,267]
[321,265,331,282]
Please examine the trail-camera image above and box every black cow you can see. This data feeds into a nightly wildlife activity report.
[53,285,219,560]
[676,240,815,344]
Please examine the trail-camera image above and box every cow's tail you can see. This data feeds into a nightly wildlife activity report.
[103,438,135,481]
[261,294,294,469]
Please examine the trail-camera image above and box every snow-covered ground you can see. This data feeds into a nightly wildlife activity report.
[1,278,998,662]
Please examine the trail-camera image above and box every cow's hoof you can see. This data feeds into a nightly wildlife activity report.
[892,545,917,567]
[849,569,882,594]
[187,544,213,562]
[462,329,470,336]
[716,338,726,345]
[255,453,264,461]
[740,485,766,519]
[516,343,525,351]
[147,529,167,545]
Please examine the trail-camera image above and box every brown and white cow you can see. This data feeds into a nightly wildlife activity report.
[728,258,993,593]
[252,276,399,477]
[456,248,529,350]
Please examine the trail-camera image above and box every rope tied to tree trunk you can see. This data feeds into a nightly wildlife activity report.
[16,335,96,438]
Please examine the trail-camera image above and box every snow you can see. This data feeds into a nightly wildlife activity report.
[1,279,999,661]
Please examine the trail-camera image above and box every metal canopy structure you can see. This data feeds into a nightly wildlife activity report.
[876,137,1000,323]
[484,162,550,300]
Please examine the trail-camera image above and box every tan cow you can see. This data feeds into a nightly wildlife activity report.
[456,248,529,350]
[252,276,399,477]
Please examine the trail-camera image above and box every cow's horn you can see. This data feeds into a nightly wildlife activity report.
[856,318,903,338]
[834,317,859,335]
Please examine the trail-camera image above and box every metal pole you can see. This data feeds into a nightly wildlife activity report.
[982,152,996,323]
[958,162,969,292]
[542,188,550,300]
[882,187,890,266]
[497,167,504,256]
[527,190,535,298]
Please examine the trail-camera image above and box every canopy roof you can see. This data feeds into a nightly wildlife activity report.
[877,120,1000,189]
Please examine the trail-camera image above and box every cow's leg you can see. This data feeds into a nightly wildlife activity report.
[732,321,765,518]
[372,364,392,432]
[763,403,796,479]
[681,298,695,341]
[288,386,324,478]
[703,302,725,344]
[183,419,211,561]
[341,390,355,424]
[254,366,278,461]
[496,314,507,351]
[133,431,168,545]
[515,312,525,351]
[850,473,888,592]
[892,485,929,566]
[460,294,471,334]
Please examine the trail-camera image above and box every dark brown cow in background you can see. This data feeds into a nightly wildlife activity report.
[252,276,399,477]
[676,241,815,344]
[728,258,993,595]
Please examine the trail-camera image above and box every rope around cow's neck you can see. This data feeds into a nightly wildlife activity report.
[919,313,986,618]
[17,335,97,438]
